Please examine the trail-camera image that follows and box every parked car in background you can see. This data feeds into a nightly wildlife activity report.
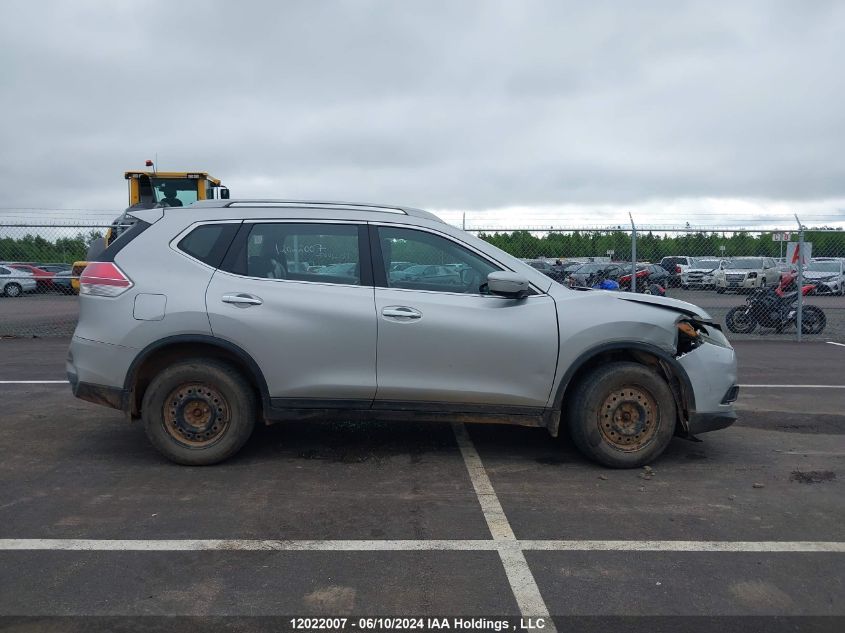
[642,263,671,288]
[618,264,670,294]
[51,270,77,294]
[805,259,845,295]
[389,264,461,286]
[682,258,726,290]
[68,199,737,468]
[714,257,779,293]
[617,264,650,291]
[524,259,567,284]
[567,262,625,288]
[8,264,56,292]
[0,265,37,297]
[659,256,693,287]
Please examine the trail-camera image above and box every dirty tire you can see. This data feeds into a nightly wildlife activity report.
[566,362,676,468]
[142,359,257,465]
[4,283,22,297]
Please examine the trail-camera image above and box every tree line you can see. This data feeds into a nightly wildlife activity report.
[1,227,843,266]
[478,229,845,261]
[0,231,103,264]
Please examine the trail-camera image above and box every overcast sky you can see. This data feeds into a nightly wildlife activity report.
[1,0,844,228]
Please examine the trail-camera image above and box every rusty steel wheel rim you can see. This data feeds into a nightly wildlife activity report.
[597,384,659,452]
[163,382,231,448]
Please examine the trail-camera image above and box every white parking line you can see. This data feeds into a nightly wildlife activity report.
[451,422,554,624]
[738,384,845,388]
[1,539,842,553]
[521,540,845,552]
[827,341,845,347]
[0,380,68,384]
[0,539,498,551]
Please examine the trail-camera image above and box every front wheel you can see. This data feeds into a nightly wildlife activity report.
[801,306,827,335]
[141,359,257,465]
[725,306,757,333]
[566,362,677,468]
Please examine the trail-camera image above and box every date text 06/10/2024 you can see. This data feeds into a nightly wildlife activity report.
[289,617,549,631]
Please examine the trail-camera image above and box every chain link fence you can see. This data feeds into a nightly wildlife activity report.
[469,223,845,342]
[1,215,843,342]
[0,223,107,337]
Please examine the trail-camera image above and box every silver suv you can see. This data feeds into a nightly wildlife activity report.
[68,200,738,467]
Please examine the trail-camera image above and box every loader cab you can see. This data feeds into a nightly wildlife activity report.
[125,171,230,208]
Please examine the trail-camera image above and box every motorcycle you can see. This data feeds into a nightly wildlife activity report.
[725,274,825,334]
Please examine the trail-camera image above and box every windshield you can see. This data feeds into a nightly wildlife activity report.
[807,261,841,272]
[151,178,198,207]
[729,258,762,269]
[692,259,721,268]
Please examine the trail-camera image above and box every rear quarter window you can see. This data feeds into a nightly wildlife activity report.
[177,223,240,268]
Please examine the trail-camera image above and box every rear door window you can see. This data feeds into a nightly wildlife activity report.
[228,223,368,286]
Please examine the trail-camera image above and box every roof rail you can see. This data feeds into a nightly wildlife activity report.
[188,199,444,223]
[222,200,407,214]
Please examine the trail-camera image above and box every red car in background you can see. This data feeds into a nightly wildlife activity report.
[618,265,650,291]
[8,264,56,292]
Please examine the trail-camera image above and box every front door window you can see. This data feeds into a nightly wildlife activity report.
[376,226,500,294]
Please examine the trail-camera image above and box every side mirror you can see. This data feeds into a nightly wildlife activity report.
[488,271,530,299]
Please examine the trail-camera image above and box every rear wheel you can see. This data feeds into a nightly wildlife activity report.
[725,306,757,333]
[566,362,677,468]
[801,306,826,335]
[3,283,22,298]
[141,359,257,465]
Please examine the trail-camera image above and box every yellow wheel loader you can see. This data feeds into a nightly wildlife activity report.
[71,166,229,292]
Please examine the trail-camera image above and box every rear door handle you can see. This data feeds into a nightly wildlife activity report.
[222,293,263,306]
[381,306,422,320]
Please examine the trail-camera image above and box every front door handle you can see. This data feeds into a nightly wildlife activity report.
[382,306,422,320]
[222,293,263,306]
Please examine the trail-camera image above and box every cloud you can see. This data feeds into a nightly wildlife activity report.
[1,0,844,226]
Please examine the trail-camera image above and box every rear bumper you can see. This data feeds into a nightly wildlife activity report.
[70,378,127,412]
[66,359,126,411]
[66,336,136,411]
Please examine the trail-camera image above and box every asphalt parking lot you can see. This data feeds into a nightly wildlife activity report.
[0,338,843,632]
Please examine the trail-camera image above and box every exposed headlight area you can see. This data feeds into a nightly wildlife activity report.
[676,318,732,355]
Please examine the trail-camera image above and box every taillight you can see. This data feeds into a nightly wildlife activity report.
[79,262,133,297]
